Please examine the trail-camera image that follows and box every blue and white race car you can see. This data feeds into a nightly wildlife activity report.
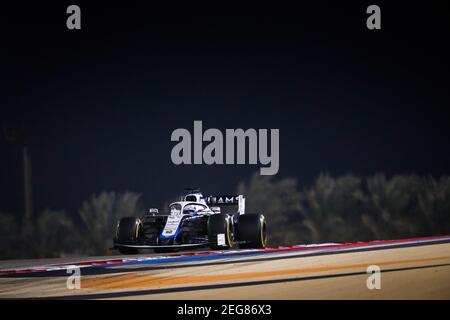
[113,189,267,254]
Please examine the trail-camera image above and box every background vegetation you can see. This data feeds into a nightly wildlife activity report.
[0,192,141,259]
[239,173,450,246]
[1,173,450,259]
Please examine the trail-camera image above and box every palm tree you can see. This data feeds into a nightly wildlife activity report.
[78,192,142,255]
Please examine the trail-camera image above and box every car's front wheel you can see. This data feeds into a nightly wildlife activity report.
[116,217,142,254]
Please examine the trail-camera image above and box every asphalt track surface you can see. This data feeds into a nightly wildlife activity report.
[1,235,450,299]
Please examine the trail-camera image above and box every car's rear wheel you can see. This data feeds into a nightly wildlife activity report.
[237,214,267,249]
[116,217,142,254]
[207,214,233,250]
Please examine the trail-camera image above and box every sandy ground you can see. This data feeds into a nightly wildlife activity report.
[1,242,450,299]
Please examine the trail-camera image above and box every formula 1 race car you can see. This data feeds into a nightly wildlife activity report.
[113,189,267,254]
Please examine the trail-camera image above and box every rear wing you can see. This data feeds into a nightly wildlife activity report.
[205,195,246,215]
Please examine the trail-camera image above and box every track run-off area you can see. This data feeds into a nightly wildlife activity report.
[1,235,450,299]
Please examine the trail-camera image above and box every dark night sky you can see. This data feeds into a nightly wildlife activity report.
[1,2,449,213]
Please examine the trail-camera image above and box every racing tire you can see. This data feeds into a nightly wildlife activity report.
[207,213,233,250]
[116,217,142,254]
[237,214,267,249]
